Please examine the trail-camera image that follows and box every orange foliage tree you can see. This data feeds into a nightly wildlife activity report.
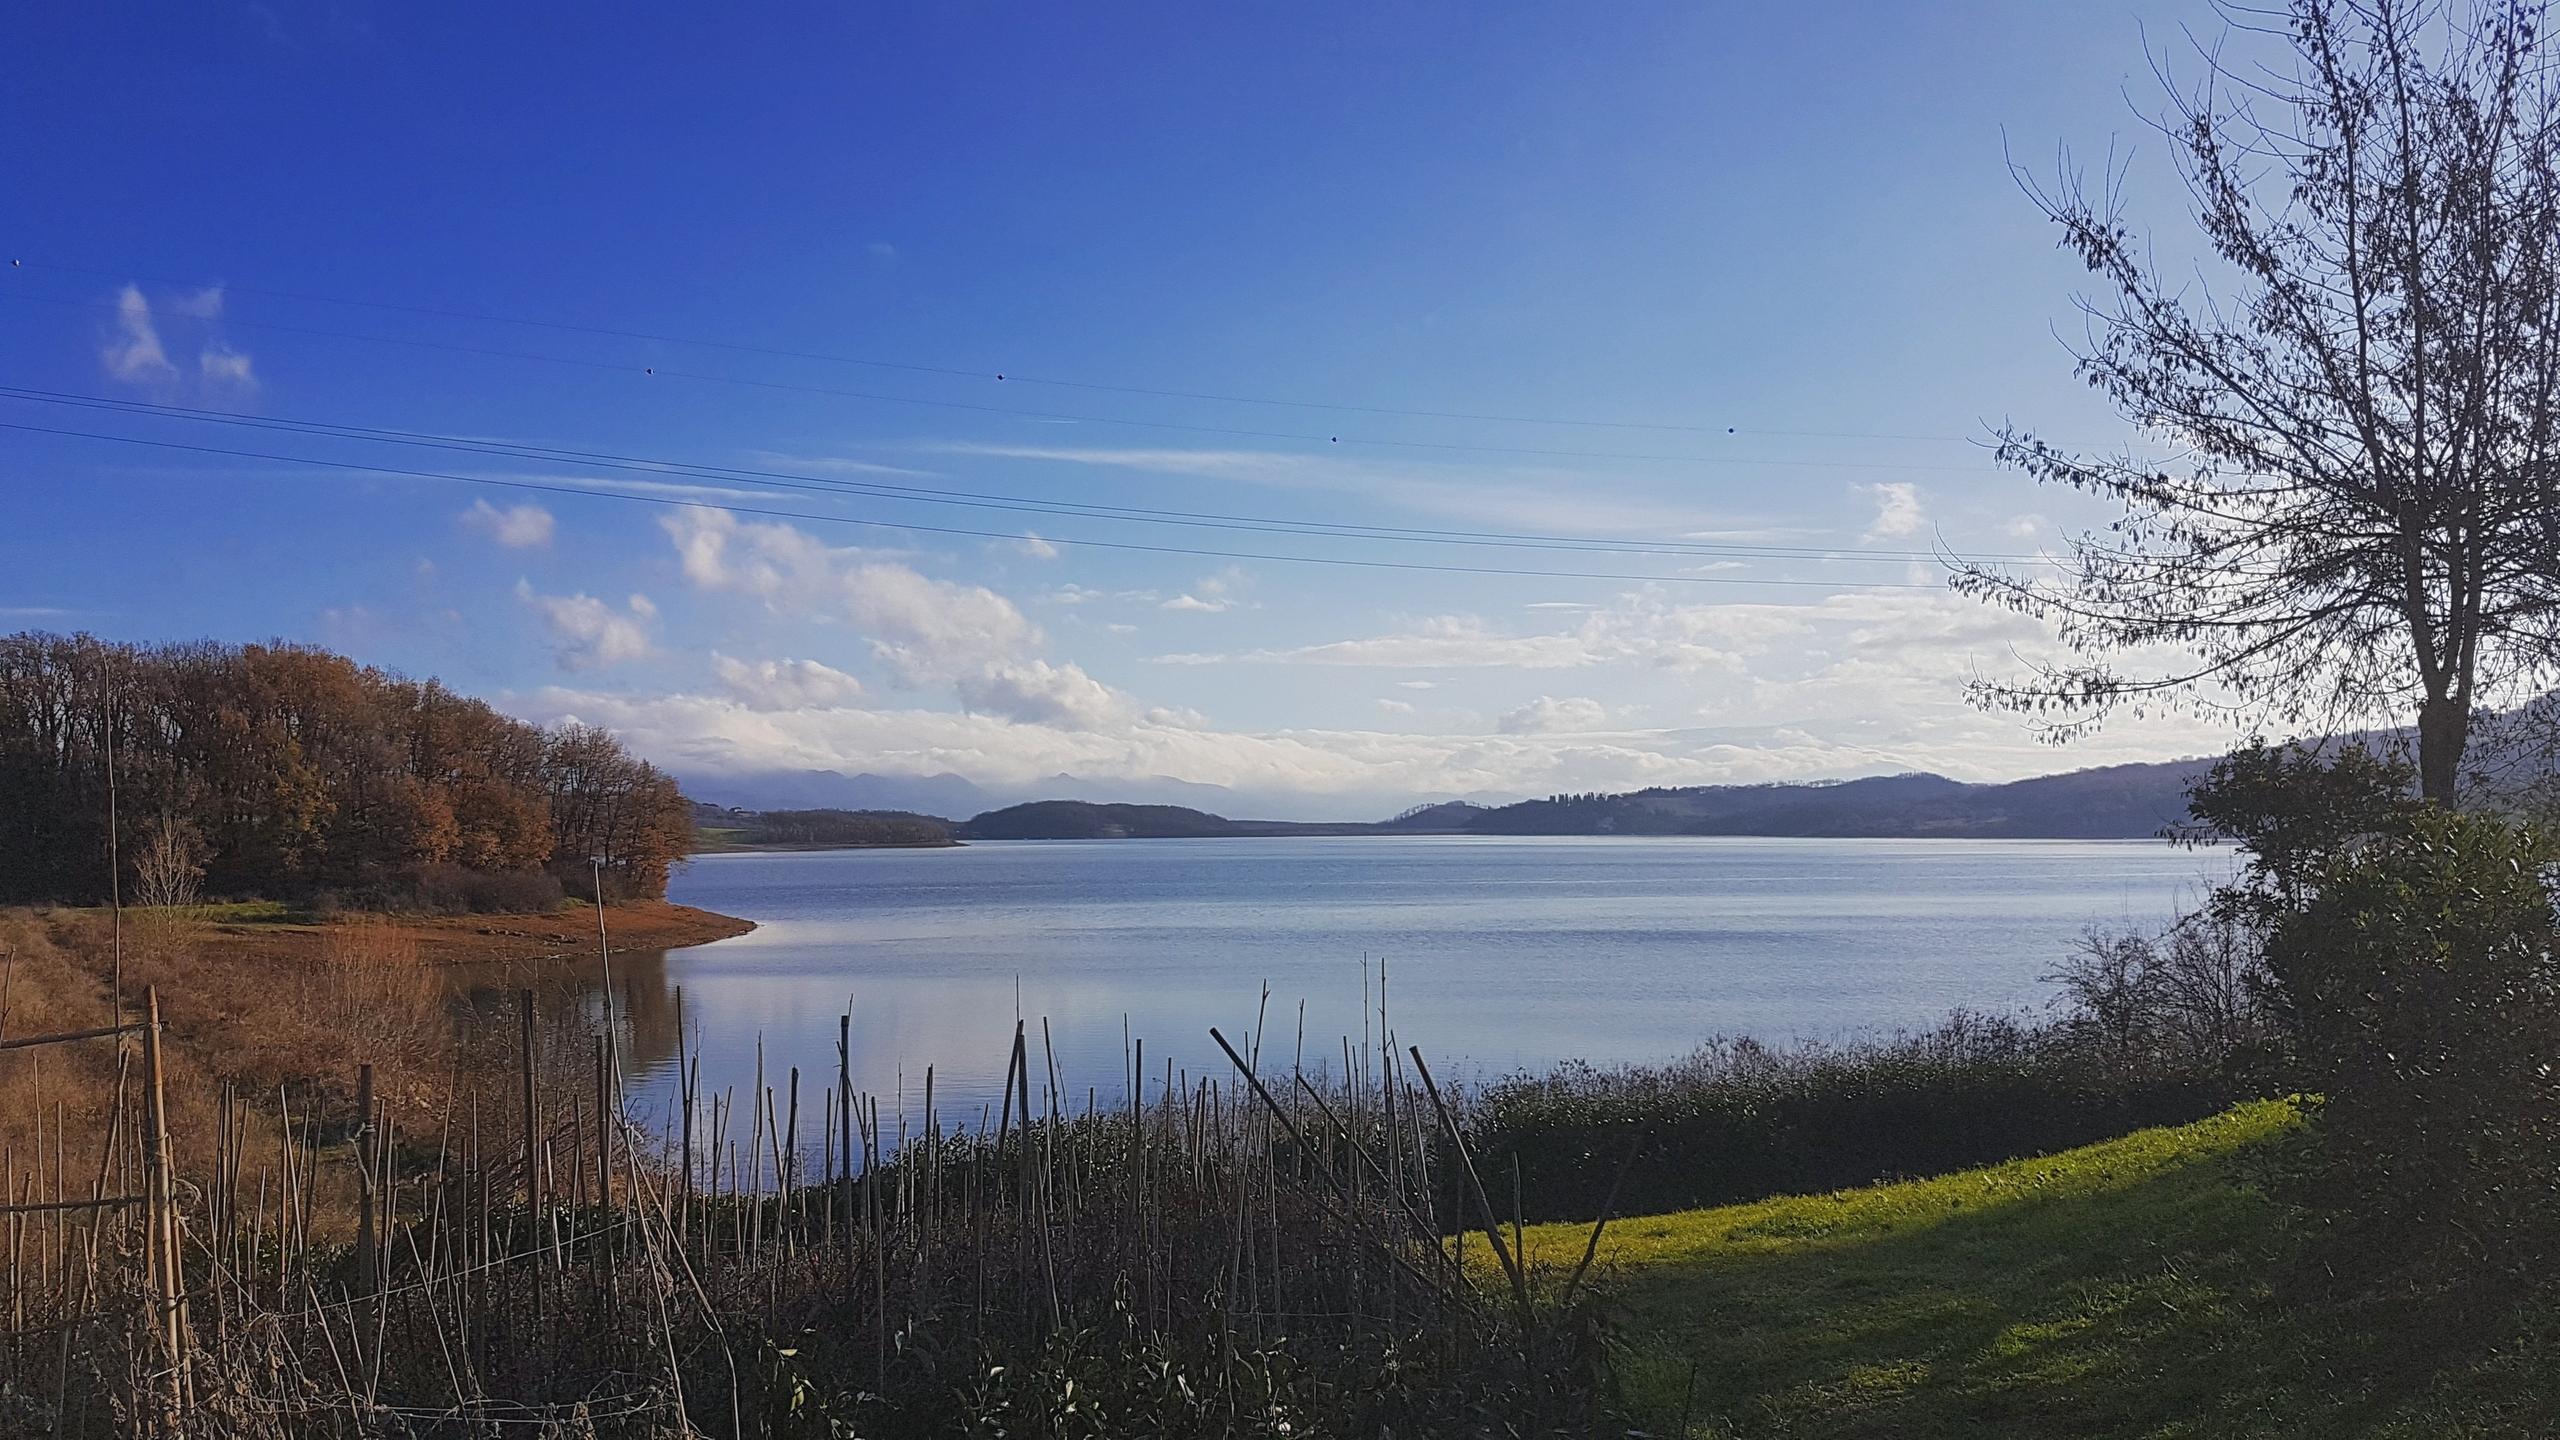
[0,632,692,905]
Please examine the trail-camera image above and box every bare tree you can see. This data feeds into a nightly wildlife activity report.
[131,812,206,910]
[1959,0,2560,801]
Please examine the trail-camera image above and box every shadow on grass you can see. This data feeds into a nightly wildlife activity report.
[1584,1118,2560,1439]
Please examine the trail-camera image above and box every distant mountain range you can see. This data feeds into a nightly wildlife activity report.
[679,701,2560,849]
[688,754,2226,845]
[677,768,1343,821]
[1451,761,2216,839]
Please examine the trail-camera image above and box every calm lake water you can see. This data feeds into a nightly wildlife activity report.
[594,836,2230,1141]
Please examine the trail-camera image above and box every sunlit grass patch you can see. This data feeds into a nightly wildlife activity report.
[1516,1099,2295,1273]
[1487,1100,2555,1437]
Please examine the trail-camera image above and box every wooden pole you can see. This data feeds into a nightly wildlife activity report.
[354,1062,377,1295]
[519,991,540,1208]
[138,988,186,1436]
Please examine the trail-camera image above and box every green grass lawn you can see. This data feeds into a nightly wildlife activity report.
[182,898,303,924]
[1509,1100,2560,1438]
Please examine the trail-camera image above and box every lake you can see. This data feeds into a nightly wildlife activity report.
[593,835,2231,1141]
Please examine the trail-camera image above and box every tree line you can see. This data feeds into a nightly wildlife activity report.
[716,807,954,848]
[0,632,692,907]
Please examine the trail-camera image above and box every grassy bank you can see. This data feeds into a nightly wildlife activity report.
[1516,1100,2560,1438]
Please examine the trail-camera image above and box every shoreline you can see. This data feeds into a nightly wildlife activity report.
[185,898,759,968]
[689,839,962,856]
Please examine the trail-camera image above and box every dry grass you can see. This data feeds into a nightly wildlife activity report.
[2,908,486,1231]
[0,911,130,1191]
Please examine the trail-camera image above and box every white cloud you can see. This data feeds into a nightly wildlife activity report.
[711,654,865,710]
[1859,482,1925,541]
[745,450,935,479]
[99,283,258,398]
[460,499,556,548]
[662,508,1038,682]
[1397,680,1437,690]
[1499,695,1611,735]
[1042,584,1158,607]
[1161,594,1233,613]
[1156,590,1767,673]
[2002,513,2049,540]
[199,345,256,391]
[955,659,1128,730]
[1377,699,1418,716]
[932,442,1732,536]
[166,285,226,320]
[564,476,793,503]
[1008,532,1061,560]
[101,286,175,383]
[516,581,655,671]
[507,675,2232,816]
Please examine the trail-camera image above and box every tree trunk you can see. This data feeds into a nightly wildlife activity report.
[2417,695,2470,804]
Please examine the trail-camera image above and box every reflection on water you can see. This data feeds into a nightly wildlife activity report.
[542,836,2229,1155]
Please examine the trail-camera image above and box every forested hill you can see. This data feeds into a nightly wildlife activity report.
[952,800,1368,839]
[1461,761,2212,839]
[692,805,957,850]
[940,760,2209,840]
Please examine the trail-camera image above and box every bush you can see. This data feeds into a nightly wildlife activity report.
[2047,910,2277,1081]
[336,862,566,915]
[1468,1011,2235,1222]
[412,863,565,914]
[2269,808,2560,1284]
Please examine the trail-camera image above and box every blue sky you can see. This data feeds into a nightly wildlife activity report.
[3,1,2246,814]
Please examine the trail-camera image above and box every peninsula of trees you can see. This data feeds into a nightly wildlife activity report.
[0,632,693,907]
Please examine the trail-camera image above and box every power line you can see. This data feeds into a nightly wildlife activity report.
[0,286,2045,475]
[0,419,1961,591]
[0,385,2059,567]
[11,256,2022,444]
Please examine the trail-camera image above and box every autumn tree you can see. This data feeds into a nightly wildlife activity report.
[0,632,695,906]
[1959,0,2560,801]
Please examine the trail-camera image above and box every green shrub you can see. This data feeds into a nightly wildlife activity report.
[2269,808,2560,1284]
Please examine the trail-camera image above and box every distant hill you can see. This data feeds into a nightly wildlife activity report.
[957,801,1239,840]
[945,759,2210,841]
[1464,762,2212,839]
[692,805,957,851]
[678,767,1340,820]
[682,770,1000,817]
[952,801,1375,840]
[692,755,2226,845]
[1380,800,1490,831]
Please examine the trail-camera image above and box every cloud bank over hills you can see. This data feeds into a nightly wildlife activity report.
[496,504,2238,820]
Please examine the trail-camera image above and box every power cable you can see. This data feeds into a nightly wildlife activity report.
[0,286,2055,475]
[0,419,1961,592]
[10,256,2065,445]
[0,385,2059,567]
